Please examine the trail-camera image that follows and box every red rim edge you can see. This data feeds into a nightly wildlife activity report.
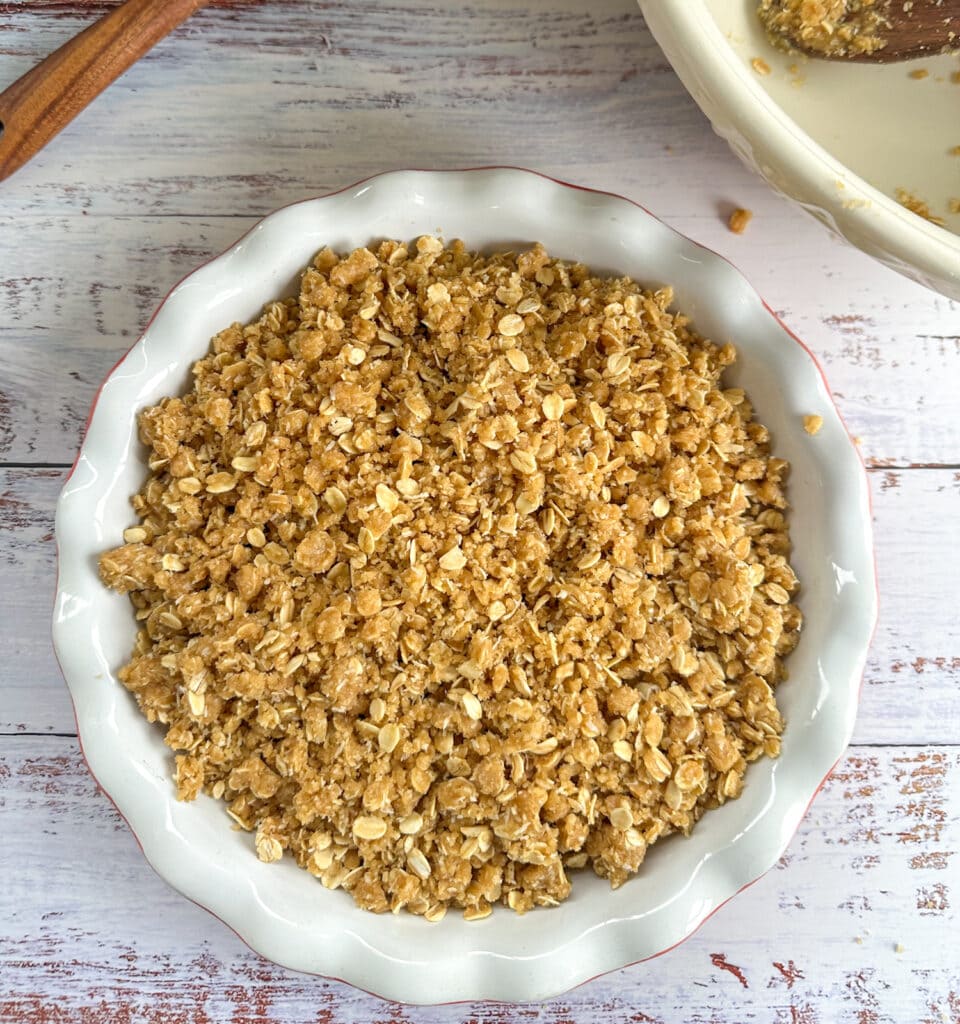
[51,165,880,1006]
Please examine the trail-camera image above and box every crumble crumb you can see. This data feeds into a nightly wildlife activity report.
[896,188,945,226]
[757,0,888,58]
[728,208,754,234]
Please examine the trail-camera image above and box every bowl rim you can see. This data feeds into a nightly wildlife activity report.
[53,166,879,1004]
[638,0,960,296]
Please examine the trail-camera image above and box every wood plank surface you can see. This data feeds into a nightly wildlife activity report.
[0,0,687,216]
[2,737,958,1022]
[1,0,958,1020]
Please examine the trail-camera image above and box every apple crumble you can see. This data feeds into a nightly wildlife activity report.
[100,238,802,920]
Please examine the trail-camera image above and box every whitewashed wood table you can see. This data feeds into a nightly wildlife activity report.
[2,1,959,1021]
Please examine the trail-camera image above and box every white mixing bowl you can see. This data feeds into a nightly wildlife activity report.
[640,0,960,299]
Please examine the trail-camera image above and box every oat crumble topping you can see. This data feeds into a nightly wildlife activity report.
[100,238,802,919]
[758,0,889,57]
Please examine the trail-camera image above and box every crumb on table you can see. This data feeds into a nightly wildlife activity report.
[908,68,929,80]
[752,56,772,75]
[803,414,823,436]
[728,208,753,234]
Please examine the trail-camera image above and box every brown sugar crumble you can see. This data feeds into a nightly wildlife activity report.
[99,238,802,920]
[803,414,824,435]
[728,208,754,234]
[757,0,889,58]
[895,188,945,226]
[752,56,773,75]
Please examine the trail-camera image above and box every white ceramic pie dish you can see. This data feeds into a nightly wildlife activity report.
[639,0,960,300]
[54,167,877,1004]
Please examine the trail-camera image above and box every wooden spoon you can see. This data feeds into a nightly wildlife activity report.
[759,0,960,61]
[0,0,208,184]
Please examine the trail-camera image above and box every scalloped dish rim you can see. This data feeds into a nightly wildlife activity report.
[53,167,878,1004]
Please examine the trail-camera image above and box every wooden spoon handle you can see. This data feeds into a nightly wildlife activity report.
[0,0,207,183]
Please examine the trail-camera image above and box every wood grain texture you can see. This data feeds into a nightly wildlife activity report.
[2,737,958,1022]
[0,0,684,221]
[0,0,207,182]
[1,0,959,1019]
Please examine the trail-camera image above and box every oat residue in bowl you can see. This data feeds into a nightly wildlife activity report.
[757,0,889,58]
[99,239,802,919]
[896,187,946,225]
